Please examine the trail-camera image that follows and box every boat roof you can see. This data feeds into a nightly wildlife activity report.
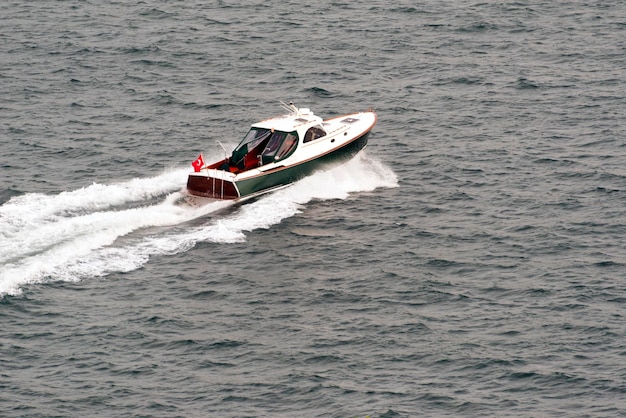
[251,103,324,132]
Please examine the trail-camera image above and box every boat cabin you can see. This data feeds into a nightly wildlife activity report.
[222,107,327,173]
[228,128,298,170]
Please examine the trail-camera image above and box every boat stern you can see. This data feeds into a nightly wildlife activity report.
[186,170,240,200]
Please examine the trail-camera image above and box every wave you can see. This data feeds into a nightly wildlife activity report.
[0,168,188,231]
[0,153,397,296]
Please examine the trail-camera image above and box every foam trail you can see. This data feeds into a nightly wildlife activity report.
[1,189,196,264]
[0,168,189,236]
[0,153,397,297]
[0,194,233,296]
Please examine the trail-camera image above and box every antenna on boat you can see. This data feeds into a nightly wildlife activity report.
[216,140,227,161]
[280,100,299,115]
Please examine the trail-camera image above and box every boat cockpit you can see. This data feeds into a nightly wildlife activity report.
[225,128,299,172]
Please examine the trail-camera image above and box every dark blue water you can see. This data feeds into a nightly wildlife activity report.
[2,1,626,416]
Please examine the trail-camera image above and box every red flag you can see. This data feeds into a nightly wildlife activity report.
[191,154,204,172]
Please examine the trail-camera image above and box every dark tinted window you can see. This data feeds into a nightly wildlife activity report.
[303,126,326,143]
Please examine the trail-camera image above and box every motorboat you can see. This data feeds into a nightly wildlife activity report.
[186,102,377,201]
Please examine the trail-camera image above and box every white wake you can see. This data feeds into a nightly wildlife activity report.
[0,153,397,296]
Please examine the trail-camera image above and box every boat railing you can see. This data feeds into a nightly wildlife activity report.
[216,140,228,161]
[216,140,228,199]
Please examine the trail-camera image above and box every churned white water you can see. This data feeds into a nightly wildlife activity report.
[0,153,396,296]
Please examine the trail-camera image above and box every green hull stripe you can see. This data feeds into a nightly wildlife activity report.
[235,131,369,197]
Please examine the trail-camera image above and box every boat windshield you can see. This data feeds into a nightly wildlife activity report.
[234,128,271,153]
[261,131,298,165]
[229,128,298,170]
[230,128,271,166]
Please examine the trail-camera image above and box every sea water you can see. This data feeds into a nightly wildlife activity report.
[1,1,625,416]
